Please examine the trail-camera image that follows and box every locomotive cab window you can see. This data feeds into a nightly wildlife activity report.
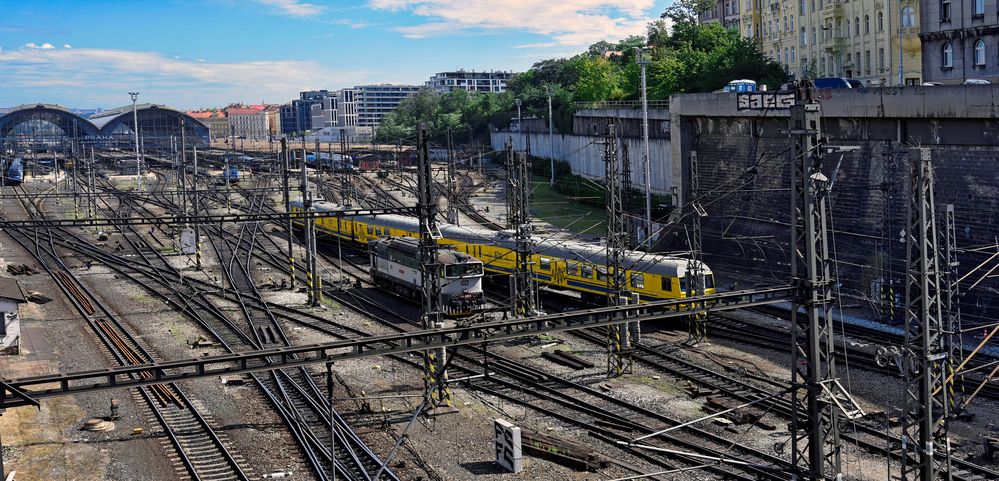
[679,276,689,293]
[581,264,594,278]
[446,263,483,278]
[631,273,644,289]
[367,225,374,235]
[662,276,673,292]
[704,275,715,289]
[596,267,608,282]
[539,257,551,270]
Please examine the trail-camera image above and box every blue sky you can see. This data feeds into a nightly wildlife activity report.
[0,0,671,109]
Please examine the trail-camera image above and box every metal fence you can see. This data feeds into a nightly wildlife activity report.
[572,100,670,110]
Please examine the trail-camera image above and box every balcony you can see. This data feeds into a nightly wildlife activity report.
[821,1,844,19]
[823,34,847,53]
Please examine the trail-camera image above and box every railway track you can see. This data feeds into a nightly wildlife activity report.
[4,185,252,481]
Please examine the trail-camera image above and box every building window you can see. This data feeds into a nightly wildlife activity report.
[942,42,953,67]
[855,17,860,35]
[941,0,951,20]
[973,0,984,15]
[901,7,915,27]
[801,27,807,45]
[878,11,884,31]
[974,40,986,65]
[790,15,794,31]
[800,0,805,14]
[864,15,870,33]
[879,48,885,70]
[812,27,817,44]
[865,50,871,74]
[791,46,796,63]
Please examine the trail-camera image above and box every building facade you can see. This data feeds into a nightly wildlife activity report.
[920,0,999,84]
[263,105,282,137]
[698,0,742,30]
[225,107,268,139]
[427,70,517,93]
[705,0,922,86]
[354,84,421,127]
[187,111,230,142]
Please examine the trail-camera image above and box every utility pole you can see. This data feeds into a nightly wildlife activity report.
[603,123,632,377]
[129,92,142,192]
[515,98,522,132]
[416,123,449,409]
[282,138,295,289]
[900,148,953,481]
[879,142,903,324]
[507,137,536,318]
[684,151,707,345]
[446,128,459,225]
[546,86,555,187]
[636,48,652,241]
[192,145,201,271]
[302,141,318,307]
[787,85,862,481]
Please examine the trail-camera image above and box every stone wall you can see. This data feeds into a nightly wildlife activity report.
[670,86,999,322]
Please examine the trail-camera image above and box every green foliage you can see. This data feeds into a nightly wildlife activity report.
[376,6,788,143]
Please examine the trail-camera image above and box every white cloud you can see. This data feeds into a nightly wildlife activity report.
[255,0,324,17]
[63,44,72,49]
[0,45,366,108]
[22,42,56,49]
[368,0,655,46]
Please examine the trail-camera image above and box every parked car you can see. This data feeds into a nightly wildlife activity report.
[813,77,864,89]
[964,78,991,85]
[723,79,758,93]
[921,82,944,86]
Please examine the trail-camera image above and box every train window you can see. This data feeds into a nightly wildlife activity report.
[680,276,689,293]
[631,273,645,289]
[539,257,551,270]
[581,264,593,278]
[704,275,715,289]
[662,277,673,292]
[366,225,374,235]
[596,267,608,282]
[567,261,580,277]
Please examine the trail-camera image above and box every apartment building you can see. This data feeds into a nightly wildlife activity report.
[920,0,999,84]
[427,70,517,93]
[226,106,268,139]
[709,0,923,85]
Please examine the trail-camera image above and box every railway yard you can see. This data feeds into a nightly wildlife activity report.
[1,136,998,481]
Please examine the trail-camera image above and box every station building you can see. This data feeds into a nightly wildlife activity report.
[0,103,209,151]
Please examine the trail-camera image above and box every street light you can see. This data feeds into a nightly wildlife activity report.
[635,47,652,242]
[545,86,555,187]
[514,98,522,132]
[129,92,142,191]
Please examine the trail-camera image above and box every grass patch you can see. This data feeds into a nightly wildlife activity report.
[530,175,607,235]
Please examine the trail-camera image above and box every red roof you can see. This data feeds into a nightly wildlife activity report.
[226,107,264,116]
[246,104,267,111]
[187,111,213,119]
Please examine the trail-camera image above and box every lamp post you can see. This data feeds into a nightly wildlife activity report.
[636,47,652,242]
[129,92,142,191]
[514,98,522,132]
[546,85,555,187]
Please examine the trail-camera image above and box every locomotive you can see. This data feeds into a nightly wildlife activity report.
[369,237,484,316]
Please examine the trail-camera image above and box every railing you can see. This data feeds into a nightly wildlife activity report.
[572,99,670,110]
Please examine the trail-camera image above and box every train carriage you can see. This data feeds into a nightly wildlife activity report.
[369,237,484,316]
[289,201,716,303]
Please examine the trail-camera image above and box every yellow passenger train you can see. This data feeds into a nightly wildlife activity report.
[290,201,716,303]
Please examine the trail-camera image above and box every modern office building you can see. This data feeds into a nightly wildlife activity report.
[704,0,922,85]
[919,0,999,84]
[427,70,517,93]
[353,84,421,127]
